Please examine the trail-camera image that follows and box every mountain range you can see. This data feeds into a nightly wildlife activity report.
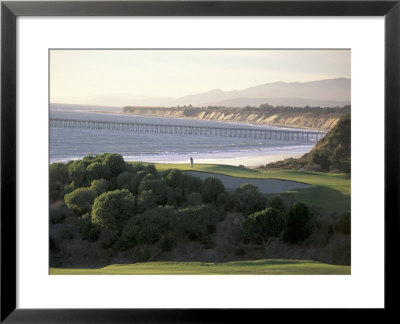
[65,77,351,108]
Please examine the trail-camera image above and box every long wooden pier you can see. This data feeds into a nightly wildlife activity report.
[49,118,326,142]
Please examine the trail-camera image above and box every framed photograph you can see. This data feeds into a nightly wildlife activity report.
[1,0,399,322]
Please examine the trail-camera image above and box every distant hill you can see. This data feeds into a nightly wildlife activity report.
[103,78,350,108]
[265,112,351,172]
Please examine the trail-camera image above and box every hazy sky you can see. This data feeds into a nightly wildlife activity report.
[50,49,350,105]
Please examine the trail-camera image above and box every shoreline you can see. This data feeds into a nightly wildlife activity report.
[50,151,309,168]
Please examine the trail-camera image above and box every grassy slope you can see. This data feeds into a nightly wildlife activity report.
[154,163,350,213]
[50,259,350,275]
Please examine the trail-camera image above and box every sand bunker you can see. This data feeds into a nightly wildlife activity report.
[184,171,311,194]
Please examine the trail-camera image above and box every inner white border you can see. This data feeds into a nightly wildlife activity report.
[17,17,384,308]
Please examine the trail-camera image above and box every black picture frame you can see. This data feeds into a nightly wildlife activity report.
[1,0,399,322]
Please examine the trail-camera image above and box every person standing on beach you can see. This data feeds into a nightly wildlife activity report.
[190,157,193,168]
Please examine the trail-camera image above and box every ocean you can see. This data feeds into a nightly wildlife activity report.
[49,104,316,167]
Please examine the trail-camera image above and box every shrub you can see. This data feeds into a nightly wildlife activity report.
[50,236,58,251]
[86,162,111,182]
[49,201,71,224]
[77,213,94,240]
[200,235,215,249]
[103,153,126,177]
[64,187,97,216]
[136,247,151,262]
[61,227,74,240]
[267,195,285,213]
[91,189,136,231]
[235,246,246,256]
[201,177,225,203]
[283,203,313,243]
[99,228,118,249]
[236,183,258,193]
[88,227,101,242]
[310,147,330,171]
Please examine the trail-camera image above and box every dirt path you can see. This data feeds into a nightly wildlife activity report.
[184,171,311,194]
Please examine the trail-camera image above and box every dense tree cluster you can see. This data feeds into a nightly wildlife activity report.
[243,195,314,251]
[49,154,231,253]
[50,154,338,263]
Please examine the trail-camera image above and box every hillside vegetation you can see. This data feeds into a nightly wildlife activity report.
[265,112,351,172]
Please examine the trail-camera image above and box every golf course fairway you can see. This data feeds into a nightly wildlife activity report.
[50,259,350,275]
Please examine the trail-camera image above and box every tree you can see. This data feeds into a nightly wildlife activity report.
[165,169,183,189]
[90,179,109,195]
[64,187,97,216]
[173,205,219,241]
[137,190,158,213]
[235,184,266,216]
[103,153,126,177]
[50,163,69,202]
[144,164,157,175]
[50,163,68,184]
[283,203,313,243]
[267,195,285,213]
[67,160,87,187]
[91,189,136,231]
[117,171,135,189]
[182,174,203,194]
[138,179,167,204]
[129,171,147,195]
[243,207,285,254]
[201,177,225,203]
[187,192,203,206]
[86,162,111,182]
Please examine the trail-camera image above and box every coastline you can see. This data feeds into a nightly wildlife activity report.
[89,109,328,132]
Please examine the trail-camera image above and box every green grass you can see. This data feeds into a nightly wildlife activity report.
[50,259,350,275]
[152,163,350,212]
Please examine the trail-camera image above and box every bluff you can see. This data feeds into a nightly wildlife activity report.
[265,112,351,172]
[122,106,350,130]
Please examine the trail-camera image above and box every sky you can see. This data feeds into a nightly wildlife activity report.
[50,49,350,106]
